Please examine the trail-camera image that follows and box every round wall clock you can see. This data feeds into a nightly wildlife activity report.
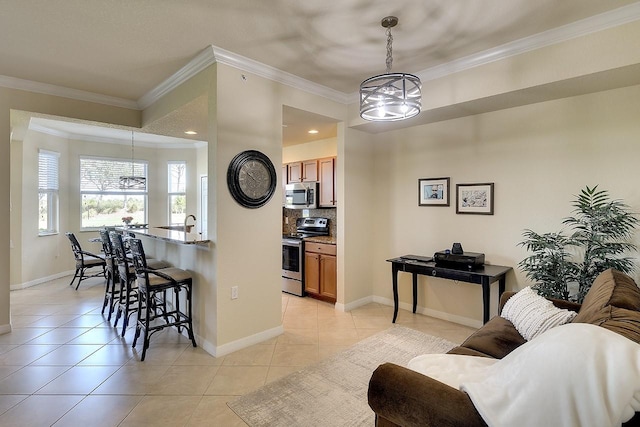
[227,150,277,208]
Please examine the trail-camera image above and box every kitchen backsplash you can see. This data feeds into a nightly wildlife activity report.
[283,208,337,236]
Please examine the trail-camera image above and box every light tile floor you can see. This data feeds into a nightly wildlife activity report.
[0,276,476,426]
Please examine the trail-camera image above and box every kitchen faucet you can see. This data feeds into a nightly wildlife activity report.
[184,214,196,233]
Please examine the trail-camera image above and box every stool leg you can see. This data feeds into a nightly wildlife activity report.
[132,289,143,349]
[113,277,123,328]
[121,278,134,337]
[107,274,118,322]
[140,289,152,361]
[174,287,182,333]
[186,283,197,348]
[101,272,110,315]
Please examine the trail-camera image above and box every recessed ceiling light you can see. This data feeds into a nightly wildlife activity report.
[184,130,198,135]
[308,129,319,134]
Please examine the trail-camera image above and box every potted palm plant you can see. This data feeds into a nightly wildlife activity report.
[519,186,638,303]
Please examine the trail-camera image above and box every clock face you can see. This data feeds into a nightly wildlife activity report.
[238,160,272,199]
[227,150,277,208]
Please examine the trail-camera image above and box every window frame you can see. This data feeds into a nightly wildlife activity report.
[38,149,60,236]
[168,161,187,225]
[79,155,148,231]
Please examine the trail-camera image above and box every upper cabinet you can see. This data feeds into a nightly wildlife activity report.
[318,157,336,208]
[284,157,336,208]
[287,160,318,183]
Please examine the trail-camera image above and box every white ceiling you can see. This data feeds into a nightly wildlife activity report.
[2,0,639,144]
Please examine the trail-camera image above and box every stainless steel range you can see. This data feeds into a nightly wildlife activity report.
[282,217,330,296]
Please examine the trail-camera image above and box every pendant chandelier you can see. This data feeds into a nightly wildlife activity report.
[359,16,421,122]
[119,131,146,190]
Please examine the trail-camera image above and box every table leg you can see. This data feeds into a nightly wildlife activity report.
[481,279,490,324]
[392,264,400,323]
[412,273,418,314]
[498,276,506,300]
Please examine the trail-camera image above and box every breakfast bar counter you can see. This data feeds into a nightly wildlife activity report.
[119,227,210,246]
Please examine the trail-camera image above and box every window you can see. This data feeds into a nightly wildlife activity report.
[168,161,186,225]
[80,156,147,229]
[38,149,59,235]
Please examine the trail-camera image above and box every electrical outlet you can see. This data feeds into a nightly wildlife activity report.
[231,286,239,300]
[285,217,289,225]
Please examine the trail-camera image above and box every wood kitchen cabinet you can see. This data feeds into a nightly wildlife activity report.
[287,160,318,183]
[304,242,337,302]
[318,157,336,207]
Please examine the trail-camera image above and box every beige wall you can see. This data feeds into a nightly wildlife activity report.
[370,84,640,327]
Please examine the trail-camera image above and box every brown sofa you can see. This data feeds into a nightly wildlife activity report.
[368,269,640,427]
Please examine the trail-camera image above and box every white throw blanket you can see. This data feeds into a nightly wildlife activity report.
[409,323,640,427]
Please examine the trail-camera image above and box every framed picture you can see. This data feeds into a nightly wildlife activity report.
[418,177,450,206]
[456,183,494,215]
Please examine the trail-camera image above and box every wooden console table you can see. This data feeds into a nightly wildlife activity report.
[387,256,512,324]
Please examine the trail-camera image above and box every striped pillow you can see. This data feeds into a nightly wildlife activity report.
[501,286,577,341]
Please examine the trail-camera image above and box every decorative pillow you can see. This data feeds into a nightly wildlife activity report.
[501,286,577,340]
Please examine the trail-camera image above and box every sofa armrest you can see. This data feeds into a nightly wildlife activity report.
[499,291,582,314]
[368,363,487,427]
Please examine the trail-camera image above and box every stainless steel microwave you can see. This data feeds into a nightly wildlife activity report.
[284,182,318,209]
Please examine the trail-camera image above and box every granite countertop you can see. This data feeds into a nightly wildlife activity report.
[304,235,336,245]
[117,227,210,246]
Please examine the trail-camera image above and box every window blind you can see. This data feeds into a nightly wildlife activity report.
[38,150,59,191]
[80,157,147,192]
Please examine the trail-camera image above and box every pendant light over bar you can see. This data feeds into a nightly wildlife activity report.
[360,16,421,122]
[119,131,146,190]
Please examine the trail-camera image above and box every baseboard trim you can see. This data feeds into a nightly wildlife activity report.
[0,324,11,335]
[209,325,284,358]
[372,295,483,329]
[11,270,74,291]
[337,295,374,312]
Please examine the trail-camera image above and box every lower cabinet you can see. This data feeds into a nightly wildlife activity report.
[304,242,337,303]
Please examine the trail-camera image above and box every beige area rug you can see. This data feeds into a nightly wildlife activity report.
[228,326,456,427]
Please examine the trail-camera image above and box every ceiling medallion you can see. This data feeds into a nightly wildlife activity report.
[359,16,422,122]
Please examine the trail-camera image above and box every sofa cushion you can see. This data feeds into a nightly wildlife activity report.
[451,316,526,359]
[574,269,640,323]
[572,269,640,345]
[574,305,640,344]
[501,286,577,340]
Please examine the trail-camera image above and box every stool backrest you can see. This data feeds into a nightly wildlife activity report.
[128,238,149,288]
[99,229,116,272]
[109,232,130,283]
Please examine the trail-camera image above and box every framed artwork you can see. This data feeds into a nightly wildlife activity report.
[418,177,450,206]
[456,183,494,215]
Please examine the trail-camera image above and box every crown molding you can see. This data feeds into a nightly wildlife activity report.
[136,45,351,109]
[136,46,217,109]
[210,45,351,104]
[0,74,138,109]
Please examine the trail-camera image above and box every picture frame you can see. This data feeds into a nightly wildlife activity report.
[456,183,494,215]
[418,177,450,206]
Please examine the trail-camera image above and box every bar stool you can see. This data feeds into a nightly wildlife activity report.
[99,229,119,321]
[129,238,197,361]
[110,232,172,337]
[110,232,139,337]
